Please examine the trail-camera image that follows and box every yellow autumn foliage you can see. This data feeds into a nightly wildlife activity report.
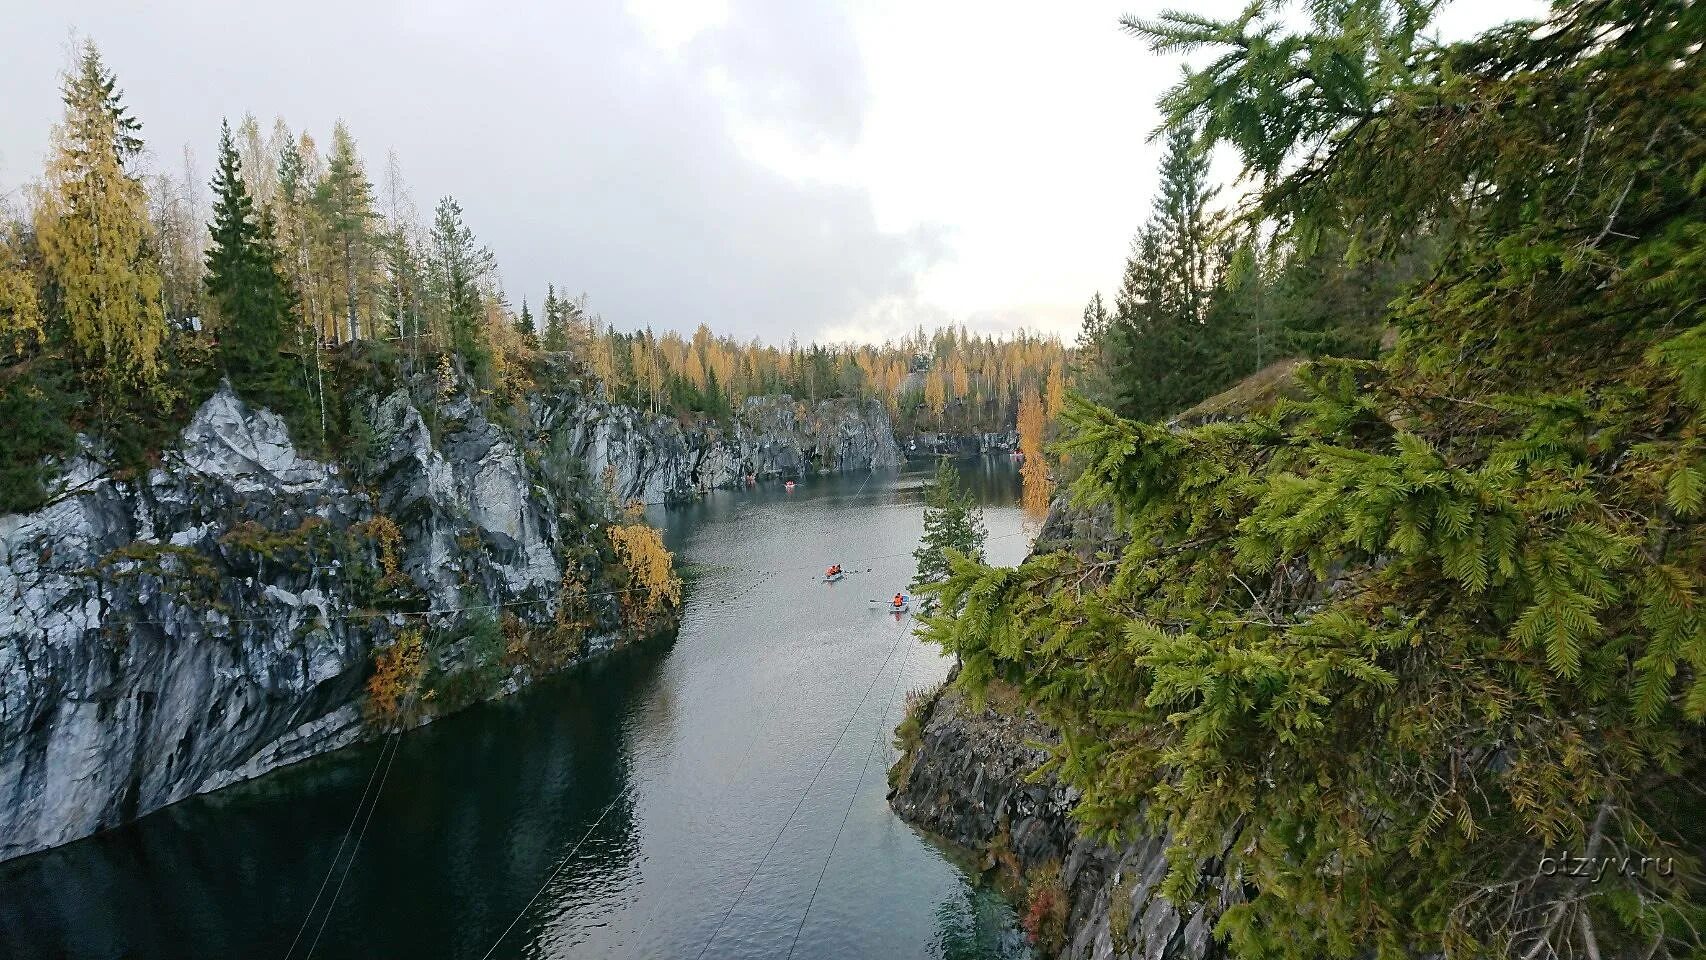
[608,512,681,628]
[35,42,169,397]
[1018,386,1053,520]
[365,628,424,724]
[0,225,43,363]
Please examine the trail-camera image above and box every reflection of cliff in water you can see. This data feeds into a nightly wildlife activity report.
[0,650,662,960]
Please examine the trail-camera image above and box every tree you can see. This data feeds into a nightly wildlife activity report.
[541,285,567,351]
[930,3,1706,958]
[273,127,330,440]
[205,120,293,404]
[379,149,424,348]
[1107,124,1224,422]
[912,457,986,599]
[235,113,277,214]
[0,223,44,364]
[316,120,375,342]
[425,196,494,375]
[148,147,203,325]
[1074,292,1114,405]
[1017,385,1051,519]
[34,41,168,401]
[514,299,536,345]
[608,503,681,636]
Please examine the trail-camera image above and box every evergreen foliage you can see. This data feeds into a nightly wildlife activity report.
[513,299,536,345]
[425,196,495,382]
[1105,125,1222,422]
[205,121,294,407]
[912,458,987,599]
[925,2,1706,957]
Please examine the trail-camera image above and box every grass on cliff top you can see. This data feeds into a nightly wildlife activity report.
[1172,357,1307,427]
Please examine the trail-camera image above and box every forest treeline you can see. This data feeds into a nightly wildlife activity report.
[925,1,1706,958]
[0,42,1069,514]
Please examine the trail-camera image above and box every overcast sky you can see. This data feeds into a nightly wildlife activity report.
[0,0,1544,345]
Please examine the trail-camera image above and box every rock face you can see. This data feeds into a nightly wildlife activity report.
[543,391,902,504]
[0,382,604,862]
[0,371,901,863]
[890,682,1231,960]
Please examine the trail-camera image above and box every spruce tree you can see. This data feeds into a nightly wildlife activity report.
[1074,291,1114,406]
[205,121,294,407]
[1108,125,1224,421]
[514,299,536,345]
[911,457,986,600]
[426,196,494,376]
[541,285,566,351]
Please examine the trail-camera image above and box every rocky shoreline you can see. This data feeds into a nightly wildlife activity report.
[889,679,1230,960]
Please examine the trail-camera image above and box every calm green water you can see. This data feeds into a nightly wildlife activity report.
[0,460,1035,960]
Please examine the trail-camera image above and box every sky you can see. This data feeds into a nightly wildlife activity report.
[0,0,1546,345]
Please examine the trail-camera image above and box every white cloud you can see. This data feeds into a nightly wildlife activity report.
[0,0,1548,346]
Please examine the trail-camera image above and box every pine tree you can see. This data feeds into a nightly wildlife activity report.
[912,457,986,600]
[34,41,168,401]
[205,119,293,403]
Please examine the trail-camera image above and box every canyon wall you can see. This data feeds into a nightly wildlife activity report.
[0,373,899,862]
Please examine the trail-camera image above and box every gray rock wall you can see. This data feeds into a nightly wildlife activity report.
[889,682,1231,960]
[0,374,901,863]
[542,391,901,504]
[0,375,901,863]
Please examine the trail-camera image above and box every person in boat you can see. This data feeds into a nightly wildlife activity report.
[893,593,904,609]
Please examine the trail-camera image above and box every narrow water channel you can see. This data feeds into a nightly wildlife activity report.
[0,460,1035,959]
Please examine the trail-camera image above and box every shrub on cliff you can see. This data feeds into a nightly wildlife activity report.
[923,2,1706,957]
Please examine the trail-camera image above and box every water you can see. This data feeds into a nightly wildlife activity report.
[0,459,1035,960]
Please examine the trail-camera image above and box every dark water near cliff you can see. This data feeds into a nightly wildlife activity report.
[0,460,1035,960]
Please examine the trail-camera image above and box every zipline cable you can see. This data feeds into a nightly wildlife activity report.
[783,620,919,959]
[265,494,1023,956]
[302,726,404,960]
[281,729,399,960]
[617,607,843,947]
[474,789,628,960]
[690,614,915,960]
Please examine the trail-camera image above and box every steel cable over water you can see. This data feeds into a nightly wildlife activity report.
[783,619,921,959]
[690,613,917,960]
[474,789,629,960]
[281,731,399,960]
